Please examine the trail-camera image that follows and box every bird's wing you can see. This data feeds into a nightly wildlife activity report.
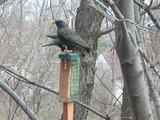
[59,28,90,48]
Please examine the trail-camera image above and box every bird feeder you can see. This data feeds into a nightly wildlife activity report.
[59,53,80,120]
[59,53,80,102]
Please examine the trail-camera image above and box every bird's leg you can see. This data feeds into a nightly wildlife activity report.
[65,45,68,51]
[69,50,76,53]
[63,45,68,54]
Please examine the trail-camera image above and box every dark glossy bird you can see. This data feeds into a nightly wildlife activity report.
[42,35,73,51]
[49,20,92,57]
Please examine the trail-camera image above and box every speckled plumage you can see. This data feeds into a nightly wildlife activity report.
[42,35,72,51]
[54,20,91,57]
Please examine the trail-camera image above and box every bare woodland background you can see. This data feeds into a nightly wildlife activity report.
[0,0,160,120]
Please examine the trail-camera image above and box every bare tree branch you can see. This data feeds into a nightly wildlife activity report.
[0,0,6,5]
[141,54,160,119]
[0,65,59,94]
[95,73,122,105]
[138,48,160,78]
[87,0,115,24]
[134,0,160,30]
[49,0,54,19]
[100,26,115,36]
[88,0,152,33]
[151,3,160,10]
[0,65,109,120]
[0,80,39,120]
[140,3,160,15]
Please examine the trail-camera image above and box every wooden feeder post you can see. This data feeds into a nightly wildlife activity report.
[59,53,80,120]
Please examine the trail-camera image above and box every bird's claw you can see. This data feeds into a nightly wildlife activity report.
[62,50,75,54]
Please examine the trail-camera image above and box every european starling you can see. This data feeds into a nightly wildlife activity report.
[42,35,73,51]
[49,20,92,57]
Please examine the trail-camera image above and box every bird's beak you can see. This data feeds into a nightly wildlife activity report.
[48,20,55,23]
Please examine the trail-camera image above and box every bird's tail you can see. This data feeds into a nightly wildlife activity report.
[42,41,56,47]
[46,35,58,39]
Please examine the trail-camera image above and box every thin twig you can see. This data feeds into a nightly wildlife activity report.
[100,27,115,36]
[0,0,6,5]
[134,0,160,30]
[138,48,160,78]
[88,0,160,32]
[0,65,109,120]
[95,73,122,105]
[0,80,39,120]
[0,65,59,94]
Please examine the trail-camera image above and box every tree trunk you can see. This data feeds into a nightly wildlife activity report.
[121,86,131,120]
[134,3,160,120]
[115,0,154,120]
[74,0,103,119]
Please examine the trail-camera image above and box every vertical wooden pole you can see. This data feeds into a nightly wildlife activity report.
[59,59,71,102]
[59,53,80,120]
[63,102,74,120]
[59,58,74,120]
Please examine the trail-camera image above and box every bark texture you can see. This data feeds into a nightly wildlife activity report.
[74,0,103,119]
[121,86,131,120]
[114,0,154,120]
[134,3,160,120]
